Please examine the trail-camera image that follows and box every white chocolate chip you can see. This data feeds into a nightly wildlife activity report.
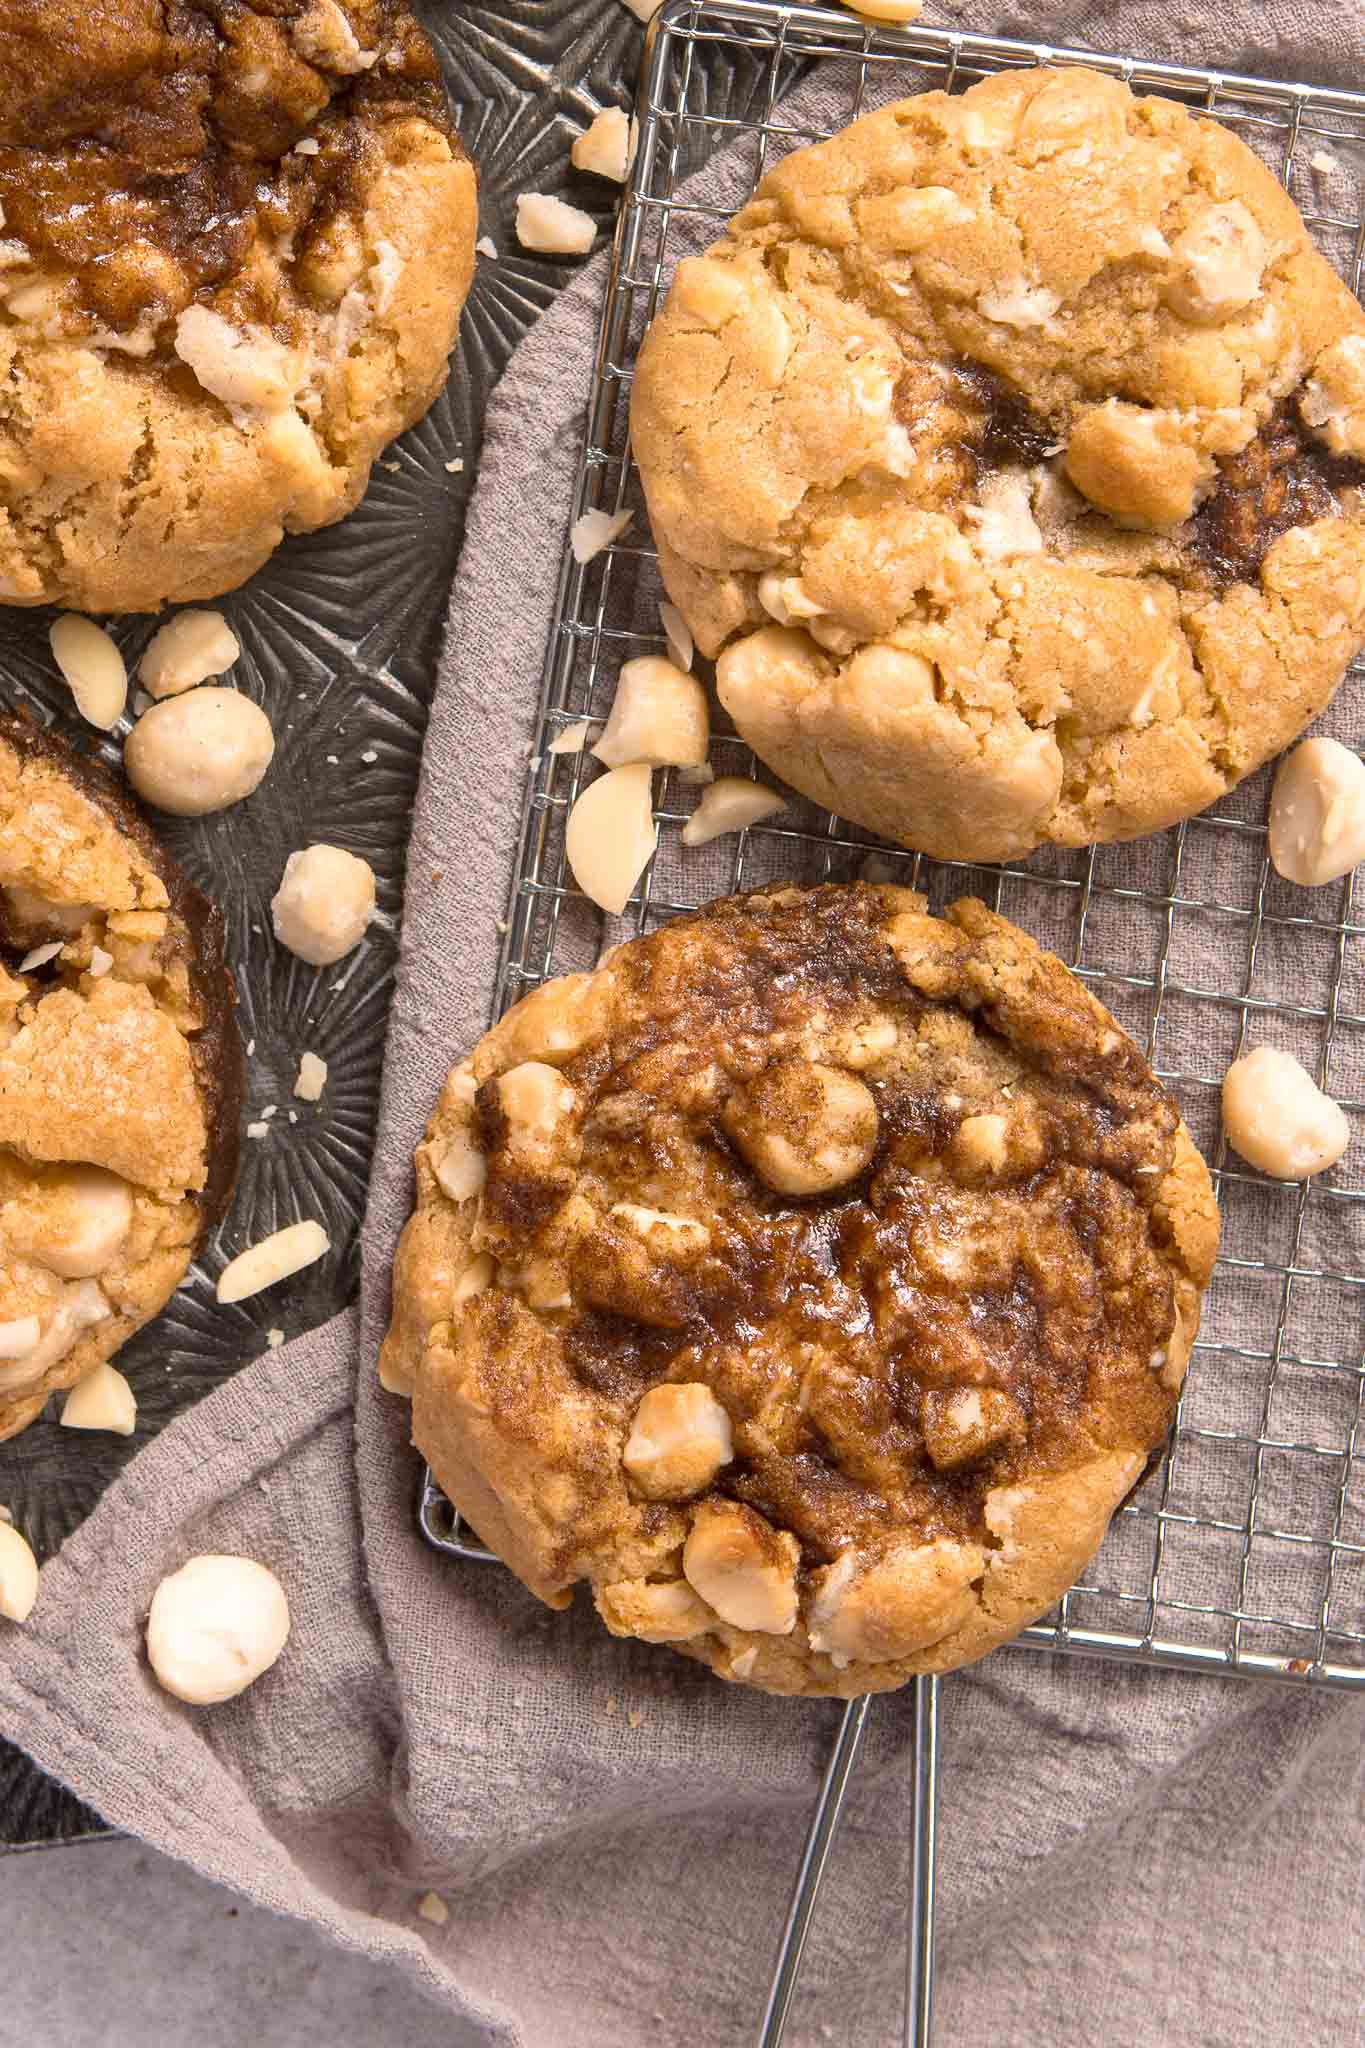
[593,656,709,770]
[1269,738,1365,887]
[434,1128,486,1203]
[565,762,656,914]
[977,276,1061,329]
[139,610,241,698]
[49,615,128,730]
[416,1892,450,1928]
[921,1385,1024,1472]
[623,1382,733,1500]
[1299,334,1365,460]
[1222,1045,1350,1180]
[681,775,784,847]
[174,306,300,412]
[60,1361,137,1435]
[570,507,633,563]
[89,946,113,977]
[516,193,597,256]
[217,1220,330,1303]
[125,688,275,815]
[572,107,632,182]
[499,1062,577,1149]
[271,844,376,965]
[610,1202,709,1247]
[0,1523,39,1624]
[965,470,1044,561]
[1164,202,1267,324]
[682,1499,799,1634]
[293,1051,328,1101]
[146,1555,290,1705]
[453,1253,494,1301]
[1,1164,134,1278]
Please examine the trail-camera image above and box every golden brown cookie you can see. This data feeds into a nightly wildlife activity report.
[0,1,477,613]
[0,714,241,1440]
[382,884,1219,1697]
[631,68,1365,862]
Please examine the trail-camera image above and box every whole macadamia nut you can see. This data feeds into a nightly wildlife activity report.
[271,844,376,966]
[1222,1045,1351,1180]
[124,688,274,816]
[146,1554,290,1705]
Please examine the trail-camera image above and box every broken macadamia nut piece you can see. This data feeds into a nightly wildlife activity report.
[565,762,657,915]
[0,1522,39,1623]
[1269,738,1365,887]
[1222,1045,1350,1179]
[139,612,241,699]
[807,1537,984,1663]
[572,107,632,183]
[125,689,274,815]
[681,776,784,847]
[60,1360,137,1435]
[271,845,376,966]
[49,616,127,731]
[146,1554,290,1704]
[217,1220,331,1304]
[516,193,597,256]
[623,1382,733,1500]
[722,1059,879,1195]
[593,657,709,769]
[683,1499,799,1634]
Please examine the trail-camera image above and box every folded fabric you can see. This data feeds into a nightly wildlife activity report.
[2,9,1362,2044]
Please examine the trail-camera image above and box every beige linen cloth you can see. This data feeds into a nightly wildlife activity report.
[3,9,1363,2043]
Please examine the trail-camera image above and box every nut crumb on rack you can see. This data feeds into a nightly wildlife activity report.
[515,193,597,256]
[550,721,596,755]
[246,1121,270,1139]
[217,1220,331,1303]
[570,507,633,564]
[266,1329,285,1349]
[476,235,499,259]
[294,1052,328,1102]
[1309,149,1340,174]
[445,457,465,473]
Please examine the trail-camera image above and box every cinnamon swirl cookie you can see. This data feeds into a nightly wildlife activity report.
[382,884,1219,1697]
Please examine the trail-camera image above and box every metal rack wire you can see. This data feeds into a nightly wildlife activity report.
[420,8,1365,2039]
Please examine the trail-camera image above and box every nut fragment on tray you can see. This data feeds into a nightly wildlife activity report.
[0,715,242,1443]
[0,0,478,612]
[382,883,1219,1697]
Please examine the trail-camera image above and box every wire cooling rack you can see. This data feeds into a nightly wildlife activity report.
[420,7,1365,2040]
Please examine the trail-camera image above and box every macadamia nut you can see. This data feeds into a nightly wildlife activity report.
[0,1522,39,1623]
[146,1554,290,1704]
[49,615,128,731]
[681,775,785,847]
[125,688,274,815]
[0,1165,133,1279]
[572,107,633,183]
[1269,737,1365,887]
[516,193,596,256]
[1222,1045,1351,1179]
[1300,334,1365,460]
[623,1382,733,1500]
[683,1499,799,1634]
[139,610,241,698]
[271,844,376,965]
[565,762,657,914]
[1163,201,1267,324]
[217,1220,331,1303]
[60,1360,137,1435]
[722,1058,879,1195]
[593,656,709,769]
[921,1386,1025,1472]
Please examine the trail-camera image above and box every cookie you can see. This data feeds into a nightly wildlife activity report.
[0,714,242,1440]
[631,68,1365,863]
[382,884,1219,1697]
[0,1,477,613]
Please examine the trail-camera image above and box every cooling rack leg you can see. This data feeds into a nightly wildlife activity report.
[904,1676,942,2048]
[755,1694,873,2047]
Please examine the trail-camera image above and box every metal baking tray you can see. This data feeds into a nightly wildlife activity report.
[418,7,1365,2038]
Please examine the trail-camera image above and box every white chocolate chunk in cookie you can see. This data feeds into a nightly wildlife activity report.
[1163,202,1267,325]
[433,1128,486,1203]
[921,1386,1025,1472]
[965,472,1044,561]
[722,1058,878,1195]
[977,276,1061,330]
[807,1537,985,1662]
[683,1499,799,1634]
[0,1165,134,1279]
[1300,334,1365,460]
[174,307,302,414]
[499,1063,577,1151]
[1221,1045,1350,1180]
[856,184,970,252]
[60,1360,137,1435]
[593,656,709,769]
[1269,737,1365,887]
[292,0,378,72]
[623,1382,733,1500]
[1064,403,1215,529]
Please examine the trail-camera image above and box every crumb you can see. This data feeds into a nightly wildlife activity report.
[604,1695,618,1716]
[415,1891,450,1927]
[476,235,498,259]
[326,754,339,765]
[496,918,508,935]
[294,137,320,156]
[266,1329,284,1349]
[627,1708,644,1729]
[245,1038,256,1057]
[246,1121,269,1139]
[1309,149,1340,175]
[1287,1656,1313,1675]
[445,457,465,473]
[361,749,378,763]
[383,461,401,474]
[0,1505,12,1524]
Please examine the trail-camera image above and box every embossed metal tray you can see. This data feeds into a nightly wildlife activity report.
[0,0,793,1850]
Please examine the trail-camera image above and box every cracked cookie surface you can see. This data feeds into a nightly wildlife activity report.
[382,883,1219,1697]
[0,0,476,612]
[0,716,241,1439]
[631,67,1365,862]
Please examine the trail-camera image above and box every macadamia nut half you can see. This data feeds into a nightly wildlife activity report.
[1268,737,1365,887]
[125,689,274,815]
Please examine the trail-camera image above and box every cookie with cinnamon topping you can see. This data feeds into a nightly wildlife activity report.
[0,1,476,612]
[0,714,241,1440]
[631,67,1365,861]
[382,884,1219,1697]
